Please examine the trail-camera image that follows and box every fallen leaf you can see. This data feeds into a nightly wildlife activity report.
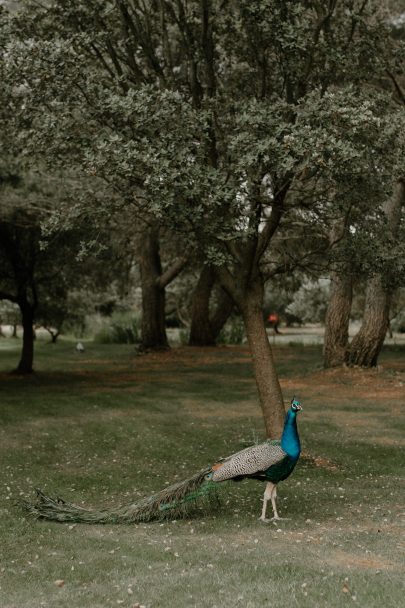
[54,579,65,588]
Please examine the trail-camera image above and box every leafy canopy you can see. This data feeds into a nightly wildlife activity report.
[4,1,404,271]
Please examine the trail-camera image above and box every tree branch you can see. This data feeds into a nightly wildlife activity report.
[255,181,289,263]
[158,256,189,288]
[214,265,243,306]
[89,43,117,82]
[201,0,216,97]
[297,0,338,99]
[119,0,166,84]
[386,69,405,106]
[117,0,151,83]
[346,0,369,48]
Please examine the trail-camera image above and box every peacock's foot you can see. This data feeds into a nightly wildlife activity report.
[271,516,289,521]
[259,516,271,523]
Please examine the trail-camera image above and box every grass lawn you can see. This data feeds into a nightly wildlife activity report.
[0,338,404,608]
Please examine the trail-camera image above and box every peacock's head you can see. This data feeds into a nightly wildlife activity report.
[291,397,302,412]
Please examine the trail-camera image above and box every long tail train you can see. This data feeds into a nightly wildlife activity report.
[21,467,219,524]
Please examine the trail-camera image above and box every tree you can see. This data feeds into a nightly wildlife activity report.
[0,163,124,369]
[188,266,234,346]
[137,225,188,350]
[0,300,20,337]
[5,1,403,433]
[0,201,50,373]
[323,221,354,368]
[323,1,405,368]
[344,1,405,366]
[346,179,405,366]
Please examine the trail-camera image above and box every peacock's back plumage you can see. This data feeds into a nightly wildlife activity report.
[210,440,286,482]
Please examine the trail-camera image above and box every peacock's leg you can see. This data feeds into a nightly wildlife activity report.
[270,484,280,519]
[259,482,275,522]
[270,485,289,521]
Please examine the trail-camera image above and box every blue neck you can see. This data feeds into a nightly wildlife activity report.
[280,409,301,460]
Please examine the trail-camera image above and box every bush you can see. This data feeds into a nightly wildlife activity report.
[217,317,245,345]
[285,279,330,324]
[93,312,139,344]
[391,310,405,333]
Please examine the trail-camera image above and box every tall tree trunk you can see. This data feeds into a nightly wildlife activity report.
[188,267,234,346]
[213,185,289,436]
[189,267,216,346]
[323,271,353,367]
[346,179,404,367]
[16,299,35,374]
[345,276,391,367]
[240,281,285,439]
[139,227,169,351]
[210,286,234,340]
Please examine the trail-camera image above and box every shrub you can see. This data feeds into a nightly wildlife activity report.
[93,312,139,344]
[217,317,245,345]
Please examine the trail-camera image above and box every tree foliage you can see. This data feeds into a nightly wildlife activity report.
[5,1,403,256]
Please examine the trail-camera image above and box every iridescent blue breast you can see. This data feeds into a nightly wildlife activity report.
[264,454,299,483]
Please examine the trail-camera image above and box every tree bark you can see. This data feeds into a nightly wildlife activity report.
[139,226,169,351]
[346,179,405,367]
[323,271,353,367]
[240,280,285,439]
[210,285,234,340]
[189,266,235,346]
[213,188,288,437]
[189,266,216,346]
[345,276,391,367]
[16,299,35,374]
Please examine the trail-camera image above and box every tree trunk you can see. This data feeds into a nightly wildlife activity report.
[346,179,404,367]
[345,276,391,367]
[240,281,285,439]
[189,266,216,346]
[16,300,35,374]
[323,271,353,367]
[189,267,235,346]
[139,227,169,351]
[210,286,234,340]
[45,327,60,343]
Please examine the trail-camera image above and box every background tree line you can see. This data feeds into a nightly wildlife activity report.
[0,0,404,436]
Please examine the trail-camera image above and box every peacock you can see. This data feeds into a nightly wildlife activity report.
[22,398,302,524]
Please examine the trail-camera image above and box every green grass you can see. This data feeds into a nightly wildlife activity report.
[0,338,404,607]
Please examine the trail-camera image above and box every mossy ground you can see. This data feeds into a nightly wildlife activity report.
[0,338,404,607]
